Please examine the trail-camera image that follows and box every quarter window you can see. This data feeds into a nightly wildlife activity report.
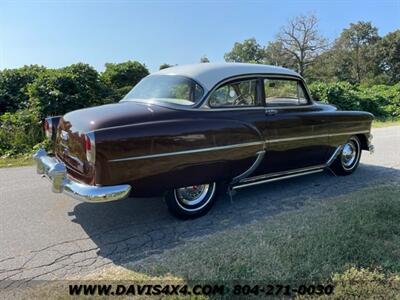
[264,79,309,106]
[209,79,258,107]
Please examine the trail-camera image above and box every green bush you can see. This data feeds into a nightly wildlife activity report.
[28,63,110,119]
[0,110,43,157]
[0,65,46,114]
[0,61,150,157]
[101,61,149,101]
[1,62,399,158]
[309,82,400,118]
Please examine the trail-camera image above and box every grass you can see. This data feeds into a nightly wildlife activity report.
[0,156,34,168]
[373,118,400,128]
[81,184,400,299]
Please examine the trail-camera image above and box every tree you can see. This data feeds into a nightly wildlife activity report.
[159,63,173,70]
[375,30,400,84]
[0,65,46,114]
[264,41,296,69]
[224,38,265,63]
[28,64,108,118]
[332,21,380,83]
[101,61,149,100]
[200,56,210,63]
[305,49,337,82]
[277,13,327,76]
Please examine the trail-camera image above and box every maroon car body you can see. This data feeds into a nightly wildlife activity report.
[34,63,374,218]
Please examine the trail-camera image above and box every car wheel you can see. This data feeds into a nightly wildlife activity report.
[165,182,217,219]
[330,136,362,176]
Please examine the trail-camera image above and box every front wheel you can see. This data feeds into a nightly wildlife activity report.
[165,182,217,219]
[330,135,362,176]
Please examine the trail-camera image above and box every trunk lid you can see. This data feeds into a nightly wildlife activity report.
[55,101,173,183]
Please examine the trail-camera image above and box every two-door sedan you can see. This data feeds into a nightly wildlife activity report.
[34,63,374,219]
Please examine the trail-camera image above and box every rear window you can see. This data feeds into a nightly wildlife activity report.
[123,75,204,106]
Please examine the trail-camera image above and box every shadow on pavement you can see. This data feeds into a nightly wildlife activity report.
[71,163,399,268]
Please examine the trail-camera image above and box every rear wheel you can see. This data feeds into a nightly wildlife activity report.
[330,136,362,176]
[165,182,217,219]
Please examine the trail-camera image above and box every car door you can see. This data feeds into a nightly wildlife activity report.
[254,77,330,175]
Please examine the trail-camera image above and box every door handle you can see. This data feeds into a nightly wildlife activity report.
[265,109,278,116]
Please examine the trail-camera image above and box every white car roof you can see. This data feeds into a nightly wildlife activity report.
[152,63,300,91]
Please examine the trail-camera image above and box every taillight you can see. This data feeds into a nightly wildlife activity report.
[44,118,52,139]
[85,133,95,163]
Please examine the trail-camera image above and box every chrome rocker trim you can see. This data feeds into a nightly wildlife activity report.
[232,144,351,190]
[33,148,131,203]
[233,167,324,190]
[231,150,266,185]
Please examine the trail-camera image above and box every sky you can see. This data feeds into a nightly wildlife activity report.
[0,0,399,72]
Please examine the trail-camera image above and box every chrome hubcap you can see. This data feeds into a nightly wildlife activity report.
[341,141,357,168]
[175,184,210,206]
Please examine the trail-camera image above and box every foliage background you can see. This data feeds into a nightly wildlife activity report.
[0,18,399,157]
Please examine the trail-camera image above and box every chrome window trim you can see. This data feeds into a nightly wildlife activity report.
[109,141,264,162]
[197,107,266,112]
[200,73,306,110]
[200,73,315,111]
[162,105,314,112]
[264,105,314,110]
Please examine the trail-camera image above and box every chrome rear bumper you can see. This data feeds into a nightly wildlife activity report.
[33,148,131,203]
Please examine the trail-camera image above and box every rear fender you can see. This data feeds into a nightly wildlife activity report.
[94,118,264,191]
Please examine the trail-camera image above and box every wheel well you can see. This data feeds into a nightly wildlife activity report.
[356,134,369,150]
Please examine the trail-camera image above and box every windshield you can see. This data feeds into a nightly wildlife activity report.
[122,75,204,106]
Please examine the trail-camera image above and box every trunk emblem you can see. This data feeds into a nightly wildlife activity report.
[60,130,69,141]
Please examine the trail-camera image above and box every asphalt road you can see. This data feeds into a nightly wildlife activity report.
[0,126,399,285]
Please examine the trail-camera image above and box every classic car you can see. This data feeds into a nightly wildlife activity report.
[33,63,374,219]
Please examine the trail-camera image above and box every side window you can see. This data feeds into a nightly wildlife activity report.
[209,79,258,107]
[264,79,309,106]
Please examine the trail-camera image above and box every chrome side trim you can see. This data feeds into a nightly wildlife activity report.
[33,148,131,203]
[233,169,324,190]
[108,130,370,163]
[268,134,326,143]
[109,141,264,162]
[267,131,370,143]
[326,145,343,166]
[239,164,326,184]
[329,131,370,137]
[231,150,266,184]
